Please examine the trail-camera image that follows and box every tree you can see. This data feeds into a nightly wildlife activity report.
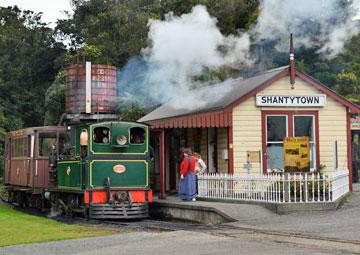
[335,71,360,105]
[56,0,161,67]
[56,0,259,67]
[0,6,66,129]
[44,71,66,125]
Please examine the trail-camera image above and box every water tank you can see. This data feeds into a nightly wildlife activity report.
[65,63,117,114]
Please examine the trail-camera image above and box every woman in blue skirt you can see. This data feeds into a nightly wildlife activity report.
[178,148,197,201]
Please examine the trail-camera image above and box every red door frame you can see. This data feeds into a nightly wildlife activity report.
[261,110,320,174]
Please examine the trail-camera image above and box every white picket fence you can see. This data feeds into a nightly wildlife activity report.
[198,170,349,203]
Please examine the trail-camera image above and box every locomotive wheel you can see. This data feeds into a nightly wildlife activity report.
[15,192,26,207]
[0,188,9,202]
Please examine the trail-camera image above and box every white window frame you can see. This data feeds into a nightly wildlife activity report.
[266,115,288,171]
[293,114,316,171]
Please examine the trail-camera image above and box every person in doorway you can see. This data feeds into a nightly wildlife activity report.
[178,148,197,201]
[193,152,207,196]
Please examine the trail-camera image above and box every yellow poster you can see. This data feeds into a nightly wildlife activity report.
[284,137,310,172]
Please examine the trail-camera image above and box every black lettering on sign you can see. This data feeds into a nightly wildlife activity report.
[261,96,266,104]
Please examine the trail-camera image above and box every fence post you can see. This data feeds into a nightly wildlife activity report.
[305,173,308,202]
[284,174,289,202]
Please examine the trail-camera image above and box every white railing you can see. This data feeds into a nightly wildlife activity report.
[198,170,349,203]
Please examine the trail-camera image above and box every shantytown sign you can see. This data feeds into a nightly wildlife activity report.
[256,94,326,107]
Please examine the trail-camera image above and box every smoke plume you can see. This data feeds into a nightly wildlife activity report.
[252,0,360,57]
[118,5,250,109]
[118,1,360,110]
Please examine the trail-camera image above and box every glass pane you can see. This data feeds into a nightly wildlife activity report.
[59,132,73,159]
[93,127,110,144]
[267,116,287,142]
[294,116,314,141]
[39,133,56,156]
[266,144,284,171]
[130,127,145,144]
[310,143,315,169]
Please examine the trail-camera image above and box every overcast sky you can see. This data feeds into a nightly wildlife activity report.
[0,0,73,27]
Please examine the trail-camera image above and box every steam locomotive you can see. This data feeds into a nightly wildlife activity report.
[3,121,152,219]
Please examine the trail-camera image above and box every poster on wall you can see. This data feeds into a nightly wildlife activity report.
[283,137,310,172]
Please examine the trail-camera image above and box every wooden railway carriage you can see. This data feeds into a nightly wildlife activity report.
[4,121,153,219]
[4,126,67,208]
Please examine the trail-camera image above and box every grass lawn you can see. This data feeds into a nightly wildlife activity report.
[0,204,119,247]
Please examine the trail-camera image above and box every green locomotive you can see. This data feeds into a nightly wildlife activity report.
[4,121,153,219]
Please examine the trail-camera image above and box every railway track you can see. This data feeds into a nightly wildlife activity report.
[2,199,360,254]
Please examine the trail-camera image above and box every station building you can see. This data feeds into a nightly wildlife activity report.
[139,49,360,198]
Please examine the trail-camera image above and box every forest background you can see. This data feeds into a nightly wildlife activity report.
[0,0,359,176]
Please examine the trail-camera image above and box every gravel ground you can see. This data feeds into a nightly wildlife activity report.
[2,230,354,255]
[225,183,360,241]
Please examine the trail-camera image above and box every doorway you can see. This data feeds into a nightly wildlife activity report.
[352,130,360,183]
[207,128,217,173]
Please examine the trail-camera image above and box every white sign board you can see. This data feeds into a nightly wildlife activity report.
[256,94,326,107]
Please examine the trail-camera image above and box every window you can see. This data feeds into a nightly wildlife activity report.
[263,112,317,172]
[93,127,110,144]
[11,137,28,157]
[39,133,56,156]
[59,132,73,159]
[266,115,288,170]
[294,115,315,169]
[130,127,145,144]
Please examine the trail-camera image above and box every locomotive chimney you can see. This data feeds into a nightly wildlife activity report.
[290,33,295,89]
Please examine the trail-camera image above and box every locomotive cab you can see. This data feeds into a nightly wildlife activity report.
[55,121,152,219]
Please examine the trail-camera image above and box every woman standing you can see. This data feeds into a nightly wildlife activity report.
[193,153,207,196]
[178,148,197,201]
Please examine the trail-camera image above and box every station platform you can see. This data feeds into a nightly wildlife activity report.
[150,195,273,225]
[150,191,349,225]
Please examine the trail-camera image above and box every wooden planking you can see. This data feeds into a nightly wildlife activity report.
[318,99,347,171]
[233,98,262,173]
[232,76,348,175]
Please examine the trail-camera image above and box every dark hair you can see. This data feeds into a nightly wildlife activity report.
[183,148,192,155]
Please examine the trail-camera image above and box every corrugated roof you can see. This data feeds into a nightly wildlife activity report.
[139,66,289,122]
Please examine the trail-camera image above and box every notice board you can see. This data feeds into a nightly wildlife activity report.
[283,137,310,172]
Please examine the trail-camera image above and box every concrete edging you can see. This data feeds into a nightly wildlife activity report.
[150,193,350,225]
[150,201,236,225]
[198,192,350,214]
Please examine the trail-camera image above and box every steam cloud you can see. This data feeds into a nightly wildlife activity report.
[118,5,250,109]
[118,1,360,110]
[253,0,360,57]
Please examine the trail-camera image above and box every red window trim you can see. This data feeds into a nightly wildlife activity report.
[261,110,320,174]
[347,109,353,191]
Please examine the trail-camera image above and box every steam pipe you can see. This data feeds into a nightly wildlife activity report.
[290,33,296,88]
